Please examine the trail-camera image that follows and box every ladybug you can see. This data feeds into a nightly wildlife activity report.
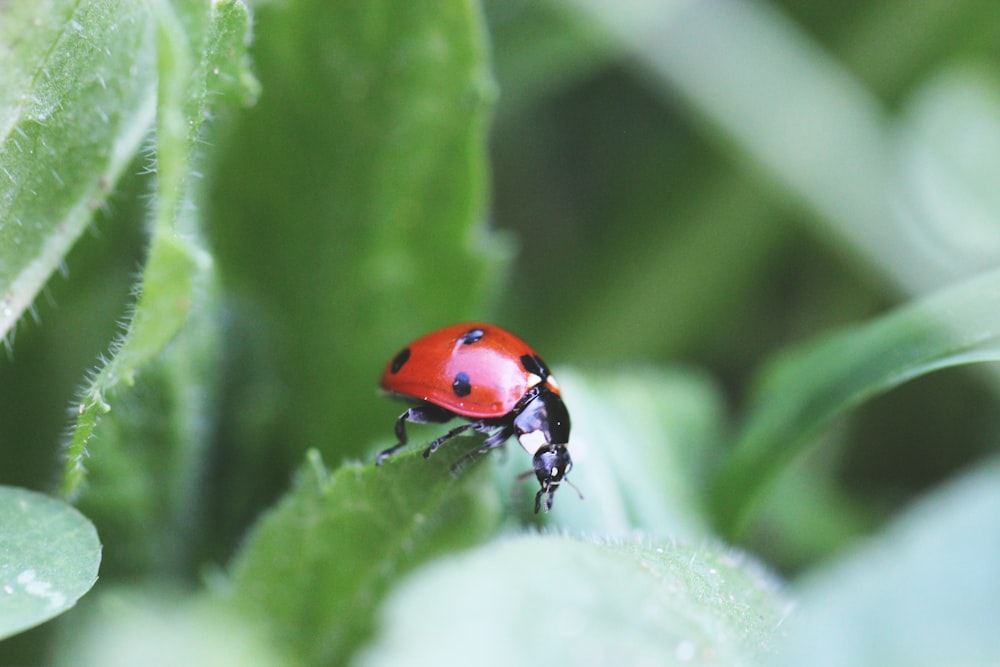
[376,323,573,513]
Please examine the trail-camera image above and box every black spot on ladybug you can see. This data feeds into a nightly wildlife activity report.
[390,348,411,374]
[520,354,550,380]
[452,371,472,397]
[460,328,485,345]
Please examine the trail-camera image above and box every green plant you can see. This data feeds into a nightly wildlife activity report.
[3,0,1000,665]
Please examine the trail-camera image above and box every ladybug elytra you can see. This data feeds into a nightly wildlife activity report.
[376,323,573,513]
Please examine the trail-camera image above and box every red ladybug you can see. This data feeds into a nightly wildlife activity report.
[376,323,573,513]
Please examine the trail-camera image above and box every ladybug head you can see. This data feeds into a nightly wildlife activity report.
[532,444,572,513]
[512,386,574,513]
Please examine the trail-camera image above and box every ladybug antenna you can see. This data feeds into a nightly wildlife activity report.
[564,477,584,501]
[533,479,581,513]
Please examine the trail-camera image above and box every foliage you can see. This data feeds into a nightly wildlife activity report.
[0,487,100,640]
[2,0,1000,665]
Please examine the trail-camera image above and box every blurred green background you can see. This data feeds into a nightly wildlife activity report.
[485,0,1000,532]
[3,0,1000,661]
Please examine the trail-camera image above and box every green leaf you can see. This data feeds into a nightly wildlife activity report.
[60,0,254,498]
[71,286,223,576]
[60,234,206,498]
[894,65,1000,274]
[53,589,291,667]
[225,449,501,666]
[561,0,981,294]
[0,0,156,341]
[710,268,1000,538]
[0,486,101,640]
[150,0,258,236]
[516,368,724,536]
[772,456,1000,667]
[207,0,508,469]
[355,535,789,666]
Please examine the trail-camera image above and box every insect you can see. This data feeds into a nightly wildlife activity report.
[376,323,574,513]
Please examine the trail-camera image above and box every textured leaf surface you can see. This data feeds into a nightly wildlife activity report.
[0,486,101,639]
[0,0,155,340]
[226,449,501,666]
[60,0,254,498]
[356,535,789,667]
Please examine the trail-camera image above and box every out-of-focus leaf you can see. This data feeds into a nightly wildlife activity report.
[772,456,1000,667]
[0,486,101,640]
[894,65,1000,275]
[711,268,1000,538]
[207,0,508,472]
[0,0,156,340]
[53,589,291,667]
[507,367,724,537]
[563,0,1000,295]
[225,449,501,666]
[486,0,617,119]
[355,535,789,667]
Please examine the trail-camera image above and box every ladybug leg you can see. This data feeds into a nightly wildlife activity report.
[479,423,516,449]
[376,404,455,465]
[448,423,515,475]
[421,422,479,458]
